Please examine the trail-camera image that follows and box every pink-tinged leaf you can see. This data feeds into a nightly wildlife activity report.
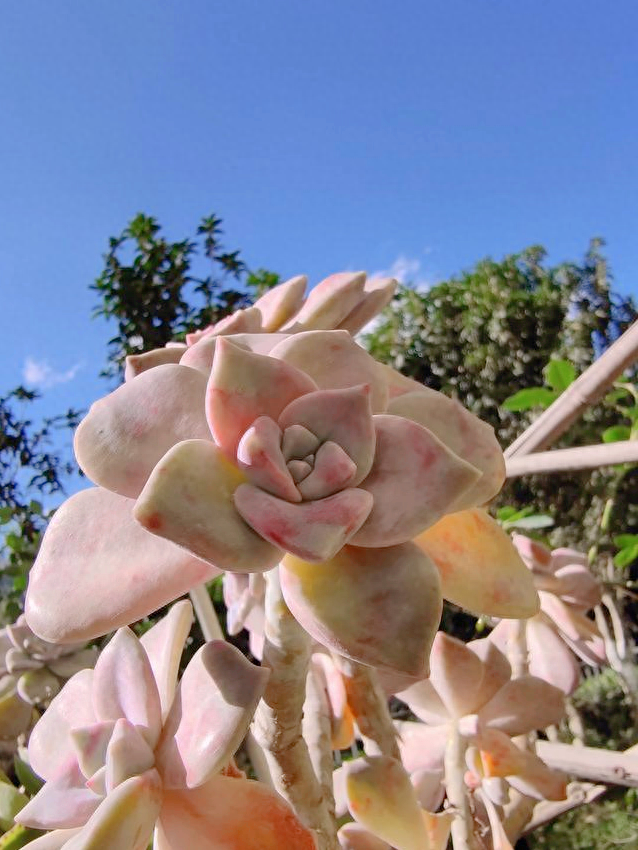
[252,274,308,331]
[181,333,290,376]
[140,601,193,720]
[124,346,187,381]
[17,668,60,704]
[104,718,156,793]
[135,440,282,573]
[16,761,101,829]
[388,389,505,510]
[282,271,367,332]
[476,730,567,800]
[421,811,453,850]
[338,823,391,850]
[506,760,568,801]
[467,639,512,709]
[234,484,373,563]
[311,652,355,750]
[395,721,447,774]
[396,678,450,726]
[539,593,587,642]
[525,616,581,694]
[478,676,565,736]
[377,363,426,399]
[415,509,540,618]
[511,534,553,573]
[92,628,162,748]
[156,641,269,790]
[237,417,300,502]
[0,678,34,738]
[428,633,486,718]
[62,769,163,850]
[552,564,602,609]
[28,669,96,780]
[159,774,316,850]
[279,385,377,484]
[346,756,429,850]
[18,829,83,850]
[206,338,317,458]
[352,416,481,547]
[550,547,589,570]
[47,649,100,680]
[297,441,357,500]
[71,721,116,780]
[74,364,211,499]
[411,768,445,814]
[476,789,515,850]
[280,542,441,676]
[26,488,218,644]
[210,307,263,335]
[270,330,389,413]
[336,276,397,335]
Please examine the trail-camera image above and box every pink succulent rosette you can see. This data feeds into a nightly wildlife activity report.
[25,271,516,677]
[394,633,567,807]
[489,535,606,694]
[16,601,315,850]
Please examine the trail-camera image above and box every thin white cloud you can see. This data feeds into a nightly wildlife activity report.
[373,252,434,293]
[23,357,83,389]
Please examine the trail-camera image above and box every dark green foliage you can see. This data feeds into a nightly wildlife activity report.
[0,388,80,624]
[92,213,278,381]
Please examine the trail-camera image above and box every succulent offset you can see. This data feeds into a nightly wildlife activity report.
[16,602,314,850]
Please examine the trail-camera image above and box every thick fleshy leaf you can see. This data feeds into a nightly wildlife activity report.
[140,601,193,720]
[282,271,367,332]
[311,652,355,750]
[395,721,447,774]
[16,668,60,704]
[181,333,290,376]
[159,774,316,849]
[478,676,565,736]
[377,364,426,399]
[388,389,505,509]
[62,769,163,850]
[279,385,377,484]
[346,756,429,850]
[270,330,389,413]
[234,484,373,562]
[74,364,211,499]
[297,441,357,500]
[104,719,156,792]
[352,416,481,547]
[421,811,453,850]
[280,542,441,676]
[206,338,317,458]
[71,721,116,780]
[156,641,269,789]
[47,649,100,680]
[550,547,589,571]
[476,729,567,800]
[252,274,308,331]
[467,639,512,709]
[336,276,397,335]
[415,509,540,618]
[124,346,187,381]
[236,416,300,502]
[209,307,263,335]
[411,768,445,813]
[26,488,218,644]
[396,679,450,726]
[428,633,486,718]
[552,564,602,609]
[0,677,33,738]
[476,789,515,850]
[28,669,96,780]
[524,616,581,694]
[511,534,553,573]
[16,761,101,829]
[135,440,282,573]
[92,628,162,748]
[338,823,391,850]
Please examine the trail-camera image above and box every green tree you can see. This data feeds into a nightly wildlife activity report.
[92,213,277,380]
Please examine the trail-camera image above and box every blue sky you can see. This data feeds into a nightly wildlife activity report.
[1,0,637,428]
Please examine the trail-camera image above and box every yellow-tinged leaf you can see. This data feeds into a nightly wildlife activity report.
[414,509,539,618]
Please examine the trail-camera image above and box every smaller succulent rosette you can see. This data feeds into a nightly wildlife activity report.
[0,616,97,741]
[395,633,567,807]
[489,535,606,694]
[16,601,314,850]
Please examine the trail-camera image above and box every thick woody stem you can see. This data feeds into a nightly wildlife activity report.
[506,619,529,680]
[505,440,638,477]
[252,568,337,850]
[334,657,400,760]
[444,721,475,850]
[303,664,336,825]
